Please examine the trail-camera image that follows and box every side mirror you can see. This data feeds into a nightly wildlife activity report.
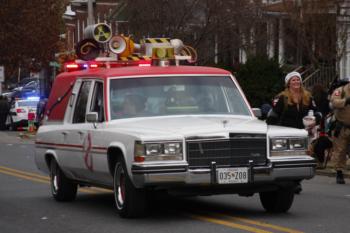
[86,112,98,123]
[252,108,262,118]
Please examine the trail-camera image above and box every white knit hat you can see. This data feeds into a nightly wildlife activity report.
[285,71,302,86]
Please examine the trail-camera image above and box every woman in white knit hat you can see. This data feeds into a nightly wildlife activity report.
[267,71,321,129]
[266,71,322,194]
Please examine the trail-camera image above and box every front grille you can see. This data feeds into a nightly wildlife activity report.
[186,133,267,168]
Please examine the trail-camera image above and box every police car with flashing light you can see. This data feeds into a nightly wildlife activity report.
[34,23,316,218]
[6,96,39,131]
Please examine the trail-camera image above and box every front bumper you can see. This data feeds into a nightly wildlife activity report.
[131,158,316,189]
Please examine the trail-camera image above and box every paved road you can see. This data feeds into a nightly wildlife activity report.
[1,131,350,233]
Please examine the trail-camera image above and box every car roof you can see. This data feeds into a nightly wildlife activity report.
[57,65,231,80]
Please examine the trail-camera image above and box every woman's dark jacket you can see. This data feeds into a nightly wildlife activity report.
[266,90,321,129]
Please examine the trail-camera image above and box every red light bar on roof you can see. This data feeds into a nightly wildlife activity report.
[66,63,79,69]
[64,59,152,72]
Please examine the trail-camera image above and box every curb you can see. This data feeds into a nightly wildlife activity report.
[315,168,350,178]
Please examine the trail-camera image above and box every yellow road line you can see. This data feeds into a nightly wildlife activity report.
[190,211,304,233]
[0,166,99,194]
[89,187,113,193]
[80,187,99,194]
[0,168,51,184]
[228,216,304,233]
[0,165,49,180]
[190,214,273,233]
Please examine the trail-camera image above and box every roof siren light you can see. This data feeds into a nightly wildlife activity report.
[108,35,141,58]
[108,36,127,54]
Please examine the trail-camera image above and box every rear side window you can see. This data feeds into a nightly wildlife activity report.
[72,81,91,123]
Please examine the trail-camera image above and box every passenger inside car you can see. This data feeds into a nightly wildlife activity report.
[163,88,199,114]
[112,94,147,118]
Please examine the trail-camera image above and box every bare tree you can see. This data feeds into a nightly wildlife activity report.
[280,0,345,68]
[0,0,66,83]
[111,0,268,66]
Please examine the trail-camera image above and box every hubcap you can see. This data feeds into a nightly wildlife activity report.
[51,164,59,194]
[53,175,58,192]
[115,163,125,209]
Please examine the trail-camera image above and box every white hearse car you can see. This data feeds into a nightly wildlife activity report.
[35,64,316,218]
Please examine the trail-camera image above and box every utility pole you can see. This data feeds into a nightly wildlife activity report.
[87,0,95,25]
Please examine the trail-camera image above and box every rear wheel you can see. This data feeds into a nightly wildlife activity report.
[113,157,147,218]
[50,159,77,202]
[259,186,295,213]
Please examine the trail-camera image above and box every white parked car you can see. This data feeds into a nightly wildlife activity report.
[6,96,39,131]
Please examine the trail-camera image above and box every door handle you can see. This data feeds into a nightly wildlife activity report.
[78,131,85,141]
[61,131,68,143]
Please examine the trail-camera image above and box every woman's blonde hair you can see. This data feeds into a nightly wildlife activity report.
[280,87,311,106]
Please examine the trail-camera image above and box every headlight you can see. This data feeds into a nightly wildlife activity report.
[270,137,307,156]
[271,139,288,150]
[134,141,183,162]
[289,138,307,150]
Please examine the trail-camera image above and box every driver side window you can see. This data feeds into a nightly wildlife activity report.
[90,82,104,122]
[72,81,91,123]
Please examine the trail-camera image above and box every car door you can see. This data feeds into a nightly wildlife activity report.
[82,81,111,184]
[61,79,93,181]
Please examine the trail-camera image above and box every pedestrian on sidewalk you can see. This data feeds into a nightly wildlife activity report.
[329,79,350,184]
[266,71,322,193]
[0,96,10,130]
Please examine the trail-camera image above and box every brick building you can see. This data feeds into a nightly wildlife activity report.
[62,0,119,52]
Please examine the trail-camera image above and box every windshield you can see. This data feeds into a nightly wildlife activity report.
[109,76,251,119]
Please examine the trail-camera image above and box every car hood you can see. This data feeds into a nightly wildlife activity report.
[102,115,306,140]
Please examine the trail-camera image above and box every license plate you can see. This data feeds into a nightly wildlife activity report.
[217,167,248,184]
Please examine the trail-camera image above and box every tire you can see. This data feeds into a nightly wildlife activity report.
[259,186,295,213]
[113,157,147,218]
[50,159,77,202]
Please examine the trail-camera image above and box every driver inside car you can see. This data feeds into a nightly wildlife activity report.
[113,94,147,118]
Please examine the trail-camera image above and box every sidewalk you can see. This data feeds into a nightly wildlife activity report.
[315,160,350,178]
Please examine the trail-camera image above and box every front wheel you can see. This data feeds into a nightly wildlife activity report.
[113,157,147,218]
[259,186,295,213]
[50,159,77,202]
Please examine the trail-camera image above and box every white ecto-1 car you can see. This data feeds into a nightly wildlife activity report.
[35,65,316,218]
